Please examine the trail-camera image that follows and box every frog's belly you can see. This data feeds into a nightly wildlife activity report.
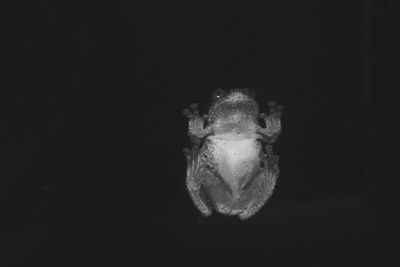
[209,137,260,185]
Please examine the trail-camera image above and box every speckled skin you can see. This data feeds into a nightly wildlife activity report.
[183,89,283,219]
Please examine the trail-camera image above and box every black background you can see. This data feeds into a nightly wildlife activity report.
[3,0,397,266]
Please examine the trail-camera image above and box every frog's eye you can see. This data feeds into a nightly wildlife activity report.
[212,89,226,100]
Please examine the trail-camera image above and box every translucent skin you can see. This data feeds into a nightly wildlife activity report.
[183,89,283,219]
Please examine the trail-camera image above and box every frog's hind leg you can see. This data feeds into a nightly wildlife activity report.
[238,144,279,220]
[263,144,280,176]
[183,146,212,217]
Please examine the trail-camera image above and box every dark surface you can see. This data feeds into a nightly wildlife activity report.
[3,0,396,266]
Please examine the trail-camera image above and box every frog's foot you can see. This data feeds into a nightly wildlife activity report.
[183,103,200,119]
[183,103,210,141]
[259,101,283,143]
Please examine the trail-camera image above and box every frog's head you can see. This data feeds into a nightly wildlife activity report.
[208,89,259,125]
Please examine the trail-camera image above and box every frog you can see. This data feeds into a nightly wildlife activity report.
[183,88,283,219]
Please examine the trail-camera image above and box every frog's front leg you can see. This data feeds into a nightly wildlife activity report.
[258,101,284,144]
[183,146,212,217]
[239,145,279,220]
[183,103,211,144]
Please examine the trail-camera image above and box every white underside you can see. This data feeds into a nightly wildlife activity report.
[209,135,259,186]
